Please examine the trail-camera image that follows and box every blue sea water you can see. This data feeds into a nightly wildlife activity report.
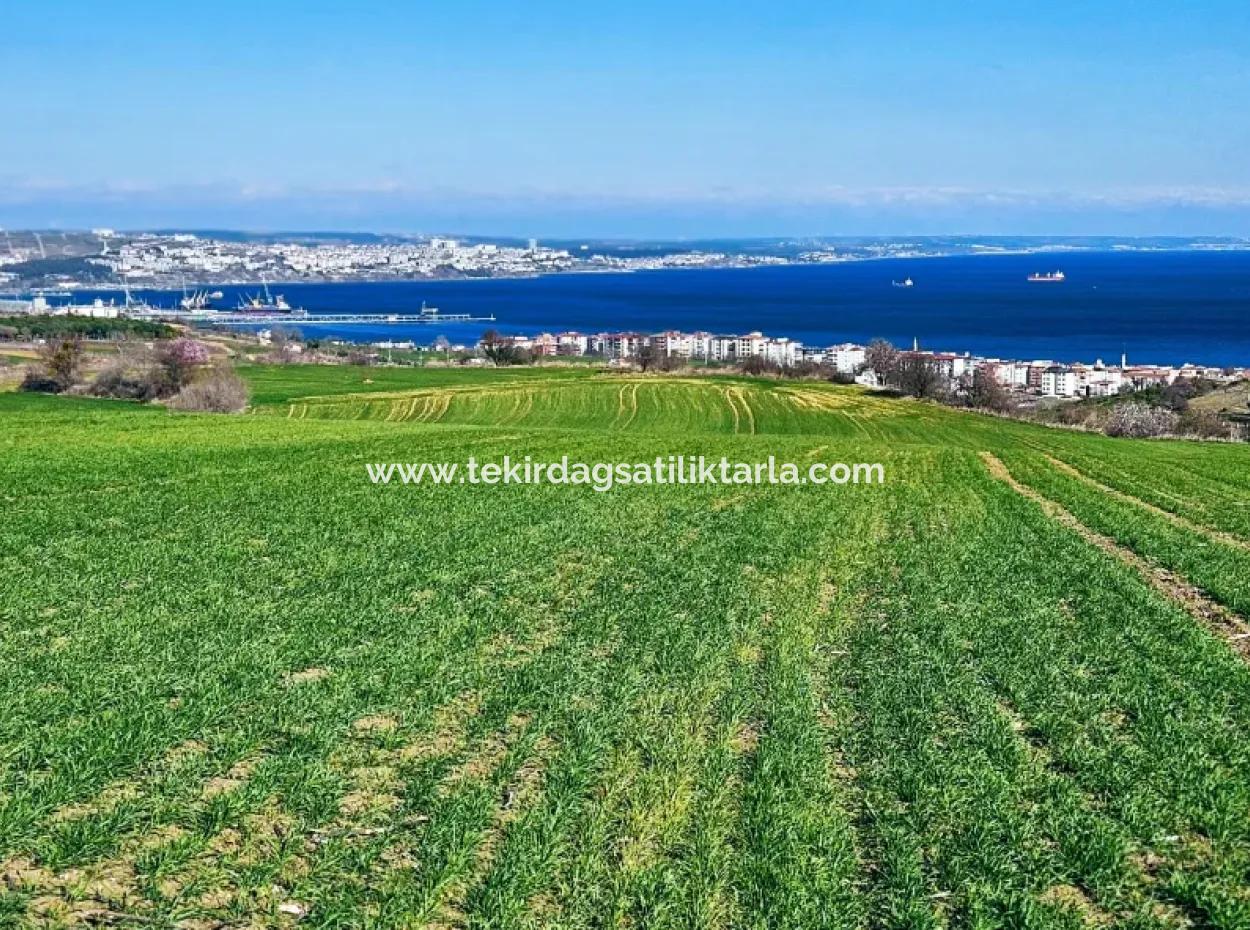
[110,250,1250,366]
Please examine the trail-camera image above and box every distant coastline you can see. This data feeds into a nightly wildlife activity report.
[27,249,1246,368]
[5,230,1250,294]
[39,241,1250,292]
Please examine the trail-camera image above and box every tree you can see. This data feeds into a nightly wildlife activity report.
[480,329,509,365]
[864,339,900,385]
[479,329,525,366]
[20,334,85,393]
[1159,379,1197,411]
[152,337,210,396]
[1104,402,1178,438]
[893,354,948,400]
[636,341,663,372]
[267,326,301,363]
[964,367,1014,412]
[41,334,85,387]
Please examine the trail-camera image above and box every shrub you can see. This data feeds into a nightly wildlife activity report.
[167,366,250,413]
[1177,408,1233,439]
[89,365,161,401]
[1053,404,1098,428]
[19,372,68,394]
[1104,402,1178,438]
[18,335,85,393]
[739,355,781,376]
[786,360,823,379]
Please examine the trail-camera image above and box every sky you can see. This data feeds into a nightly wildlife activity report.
[4,0,1250,237]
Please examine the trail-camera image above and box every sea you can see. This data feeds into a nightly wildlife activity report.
[81,249,1250,367]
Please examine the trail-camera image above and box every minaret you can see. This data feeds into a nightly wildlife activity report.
[913,336,919,352]
[1120,352,1127,369]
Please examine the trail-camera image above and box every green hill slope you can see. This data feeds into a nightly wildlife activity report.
[2,369,1250,929]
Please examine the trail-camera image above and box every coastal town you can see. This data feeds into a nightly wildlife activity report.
[4,230,1247,291]
[4,282,1246,400]
[2,229,1247,403]
[442,328,1250,398]
[0,230,825,290]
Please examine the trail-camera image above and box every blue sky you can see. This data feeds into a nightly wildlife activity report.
[4,0,1249,236]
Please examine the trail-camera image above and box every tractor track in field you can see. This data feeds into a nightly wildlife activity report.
[733,387,756,434]
[981,452,1250,661]
[722,387,741,434]
[1042,453,1250,553]
[619,382,640,430]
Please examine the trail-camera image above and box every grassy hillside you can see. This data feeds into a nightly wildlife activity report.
[3,368,1250,928]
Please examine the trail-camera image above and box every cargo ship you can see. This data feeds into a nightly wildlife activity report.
[1027,270,1066,282]
[179,282,215,310]
[892,277,914,288]
[237,279,302,314]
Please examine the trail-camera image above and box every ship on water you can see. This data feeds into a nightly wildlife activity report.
[892,277,914,288]
[179,281,215,310]
[1027,270,1066,282]
[237,279,305,316]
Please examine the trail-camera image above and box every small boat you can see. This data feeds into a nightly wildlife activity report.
[1028,270,1066,282]
[892,277,914,288]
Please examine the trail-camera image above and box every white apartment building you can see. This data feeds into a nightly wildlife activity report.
[1041,366,1079,397]
[735,331,769,359]
[827,344,867,374]
[594,332,643,359]
[764,337,804,366]
[557,332,589,355]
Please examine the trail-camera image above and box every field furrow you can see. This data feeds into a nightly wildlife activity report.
[6,367,1250,928]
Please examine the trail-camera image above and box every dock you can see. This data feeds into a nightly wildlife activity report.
[127,311,497,325]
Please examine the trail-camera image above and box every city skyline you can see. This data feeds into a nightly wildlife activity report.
[6,0,1250,236]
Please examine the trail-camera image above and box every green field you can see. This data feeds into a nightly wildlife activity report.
[3,366,1250,929]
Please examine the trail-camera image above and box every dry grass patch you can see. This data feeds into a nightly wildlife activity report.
[282,667,330,686]
[201,754,263,799]
[351,714,400,736]
[1039,883,1113,926]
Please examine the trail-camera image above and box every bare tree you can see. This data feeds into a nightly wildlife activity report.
[636,341,663,372]
[864,339,900,385]
[893,354,948,400]
[268,326,302,363]
[963,367,1014,412]
[480,329,525,366]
